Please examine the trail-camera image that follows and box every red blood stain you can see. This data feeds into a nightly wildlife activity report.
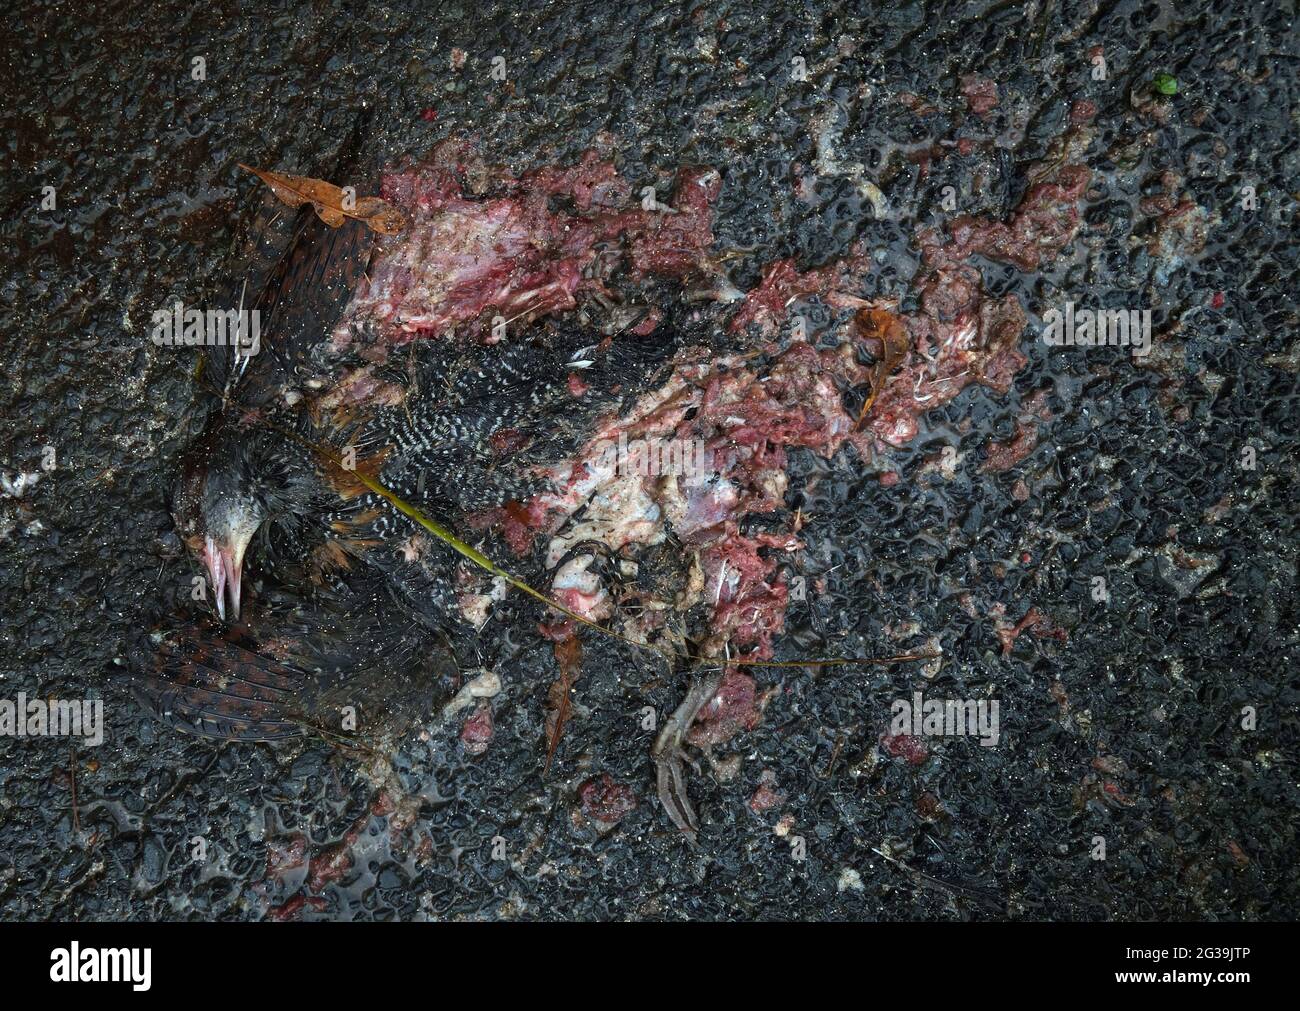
[881,733,929,765]
[1070,99,1098,125]
[460,700,494,755]
[578,774,637,824]
[306,838,356,894]
[983,421,1039,473]
[267,894,328,921]
[488,427,530,454]
[960,75,999,117]
[749,771,785,812]
[686,669,764,748]
[266,835,307,880]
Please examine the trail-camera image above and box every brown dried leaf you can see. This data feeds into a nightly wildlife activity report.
[350,196,409,236]
[238,164,407,236]
[854,307,910,430]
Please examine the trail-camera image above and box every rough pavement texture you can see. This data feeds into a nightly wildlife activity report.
[1,0,1297,920]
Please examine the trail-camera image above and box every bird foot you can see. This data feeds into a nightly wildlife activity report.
[652,669,723,845]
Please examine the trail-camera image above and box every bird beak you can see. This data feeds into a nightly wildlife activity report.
[203,534,243,622]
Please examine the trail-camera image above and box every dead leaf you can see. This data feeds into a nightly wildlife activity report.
[238,164,408,236]
[349,195,408,235]
[854,307,910,430]
[543,636,582,775]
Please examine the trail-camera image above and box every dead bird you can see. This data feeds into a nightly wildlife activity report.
[138,156,866,840]
[144,200,679,743]
[138,129,1041,839]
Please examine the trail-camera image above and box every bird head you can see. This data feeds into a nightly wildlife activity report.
[172,422,272,623]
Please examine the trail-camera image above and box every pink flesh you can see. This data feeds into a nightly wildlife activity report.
[356,135,1091,661]
[333,142,720,352]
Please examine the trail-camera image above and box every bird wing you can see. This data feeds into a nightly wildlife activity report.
[133,618,313,741]
[133,578,456,743]
[202,112,380,409]
[205,209,376,411]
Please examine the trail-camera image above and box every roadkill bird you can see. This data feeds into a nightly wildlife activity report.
[138,130,990,837]
[136,173,681,747]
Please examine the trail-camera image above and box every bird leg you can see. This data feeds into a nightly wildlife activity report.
[652,668,723,844]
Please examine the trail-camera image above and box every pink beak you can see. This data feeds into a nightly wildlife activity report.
[203,535,243,622]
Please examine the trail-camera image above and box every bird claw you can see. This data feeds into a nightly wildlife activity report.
[652,669,723,845]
